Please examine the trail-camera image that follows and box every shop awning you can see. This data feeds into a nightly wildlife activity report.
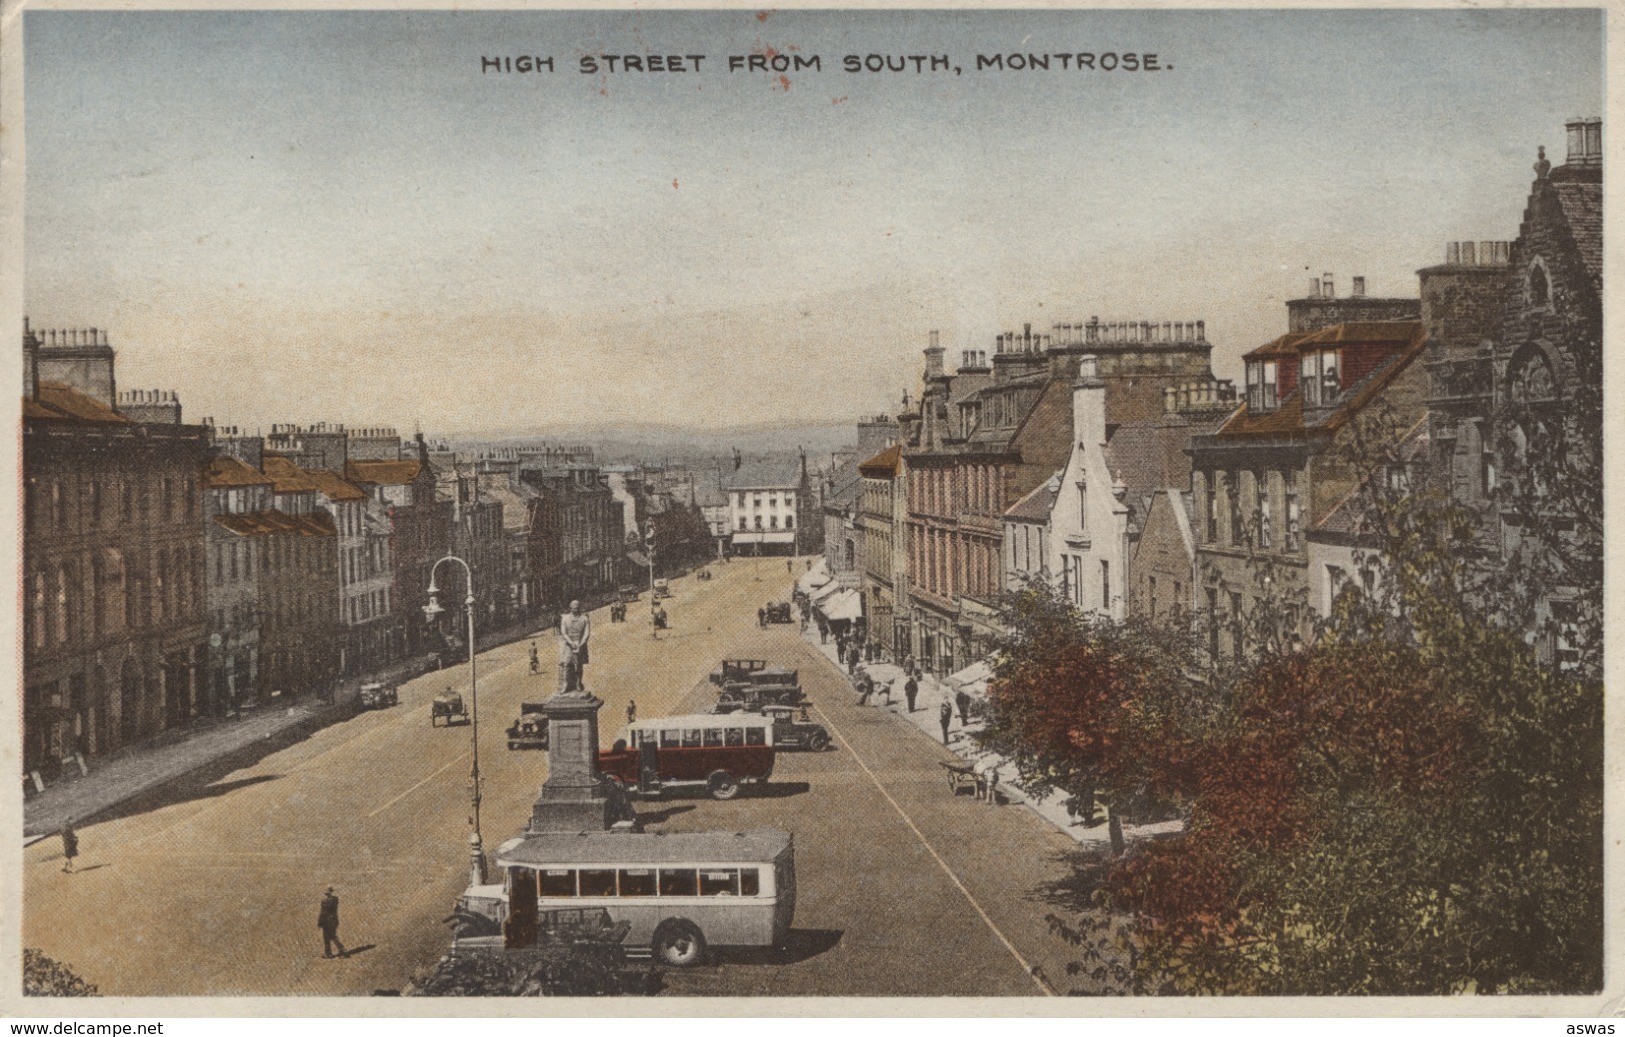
[625,550,650,569]
[796,565,832,593]
[810,579,844,604]
[821,589,863,622]
[732,531,796,545]
[947,659,993,697]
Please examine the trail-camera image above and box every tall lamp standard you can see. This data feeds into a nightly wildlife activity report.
[423,555,485,885]
[645,521,658,638]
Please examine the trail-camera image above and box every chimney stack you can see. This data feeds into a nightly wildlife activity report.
[1566,117,1603,167]
[1321,272,1336,299]
[1351,276,1366,298]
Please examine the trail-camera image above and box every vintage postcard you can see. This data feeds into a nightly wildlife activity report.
[2,3,1616,1019]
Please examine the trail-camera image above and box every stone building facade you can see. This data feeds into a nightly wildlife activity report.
[22,323,210,776]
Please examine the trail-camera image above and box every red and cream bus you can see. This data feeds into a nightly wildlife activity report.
[464,828,796,966]
[598,712,776,800]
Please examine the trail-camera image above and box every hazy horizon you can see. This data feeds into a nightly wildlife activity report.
[23,9,1604,436]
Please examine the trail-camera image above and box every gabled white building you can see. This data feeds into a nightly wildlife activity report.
[1048,357,1132,620]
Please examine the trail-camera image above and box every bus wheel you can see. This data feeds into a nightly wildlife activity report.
[653,919,707,967]
[707,771,740,801]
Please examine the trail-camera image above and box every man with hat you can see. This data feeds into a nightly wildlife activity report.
[317,886,346,958]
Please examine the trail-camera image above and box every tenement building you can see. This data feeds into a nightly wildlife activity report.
[902,317,1223,674]
[1189,318,1428,662]
[22,322,210,778]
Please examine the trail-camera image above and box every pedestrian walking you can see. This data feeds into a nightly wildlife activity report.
[528,641,540,674]
[904,675,919,713]
[60,820,78,874]
[854,673,874,706]
[787,559,793,574]
[626,699,638,725]
[938,700,953,745]
[817,618,829,643]
[975,757,1000,805]
[956,688,972,726]
[758,607,767,628]
[317,887,347,958]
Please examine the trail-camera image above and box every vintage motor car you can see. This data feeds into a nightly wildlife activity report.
[764,602,793,624]
[358,682,398,710]
[709,658,769,686]
[716,673,806,713]
[654,578,672,599]
[760,705,832,752]
[507,703,550,749]
[432,689,469,727]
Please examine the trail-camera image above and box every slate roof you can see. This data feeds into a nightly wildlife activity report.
[1004,470,1062,523]
[1553,180,1602,286]
[25,383,132,425]
[1312,418,1430,538]
[203,455,273,489]
[723,458,804,491]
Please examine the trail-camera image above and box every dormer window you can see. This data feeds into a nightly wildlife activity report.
[1301,350,1340,406]
[1246,360,1279,412]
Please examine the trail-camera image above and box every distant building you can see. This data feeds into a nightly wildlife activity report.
[859,443,906,657]
[519,463,625,607]
[1286,273,1421,334]
[347,435,452,657]
[1129,489,1196,623]
[724,457,816,557]
[1002,471,1060,591]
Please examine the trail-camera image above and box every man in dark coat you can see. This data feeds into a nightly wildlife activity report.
[956,688,973,726]
[938,699,953,745]
[904,675,919,713]
[60,821,78,874]
[318,887,347,958]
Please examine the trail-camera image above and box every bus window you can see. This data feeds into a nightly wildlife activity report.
[682,728,702,748]
[740,868,760,896]
[538,869,577,898]
[660,729,681,748]
[579,869,617,897]
[698,869,740,896]
[628,730,644,748]
[618,869,657,897]
[703,728,724,747]
[724,727,744,747]
[745,728,767,746]
[659,868,699,896]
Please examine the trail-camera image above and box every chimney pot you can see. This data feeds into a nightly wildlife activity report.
[1460,242,1476,265]
[1322,273,1335,299]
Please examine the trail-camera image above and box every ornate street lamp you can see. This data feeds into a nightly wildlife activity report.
[424,555,485,885]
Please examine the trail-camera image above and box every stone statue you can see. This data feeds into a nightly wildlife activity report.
[558,599,591,695]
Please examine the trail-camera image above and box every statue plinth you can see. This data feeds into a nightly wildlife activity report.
[527,688,632,835]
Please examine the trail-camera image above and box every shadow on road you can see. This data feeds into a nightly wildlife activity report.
[634,781,811,804]
[712,928,843,966]
[340,944,378,960]
[635,804,697,826]
[80,763,289,829]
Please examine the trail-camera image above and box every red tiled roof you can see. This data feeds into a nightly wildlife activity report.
[302,468,365,502]
[261,453,321,493]
[1216,323,1425,441]
[213,509,336,538]
[1243,332,1310,361]
[345,459,423,486]
[858,443,902,477]
[203,455,273,488]
[25,383,132,426]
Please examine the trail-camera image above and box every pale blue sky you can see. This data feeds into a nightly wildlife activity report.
[24,9,1605,434]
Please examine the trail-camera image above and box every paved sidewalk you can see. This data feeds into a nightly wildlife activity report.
[803,628,1182,847]
[22,698,333,842]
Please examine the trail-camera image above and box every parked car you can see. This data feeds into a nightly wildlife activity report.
[764,602,793,624]
[761,705,832,752]
[710,658,769,686]
[716,678,806,713]
[654,578,672,599]
[432,689,468,726]
[358,682,398,710]
[507,703,550,749]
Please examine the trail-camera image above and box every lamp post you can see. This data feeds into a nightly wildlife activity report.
[423,555,485,886]
[645,521,657,638]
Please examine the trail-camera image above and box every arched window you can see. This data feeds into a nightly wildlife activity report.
[1528,259,1551,309]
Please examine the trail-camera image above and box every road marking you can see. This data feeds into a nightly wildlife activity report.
[811,701,1057,997]
[366,755,465,818]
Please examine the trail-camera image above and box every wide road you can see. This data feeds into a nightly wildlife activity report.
[23,556,1089,997]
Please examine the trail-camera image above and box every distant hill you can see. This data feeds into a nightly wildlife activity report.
[448,421,859,467]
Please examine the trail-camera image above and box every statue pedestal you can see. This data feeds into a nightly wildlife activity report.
[527,689,628,835]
